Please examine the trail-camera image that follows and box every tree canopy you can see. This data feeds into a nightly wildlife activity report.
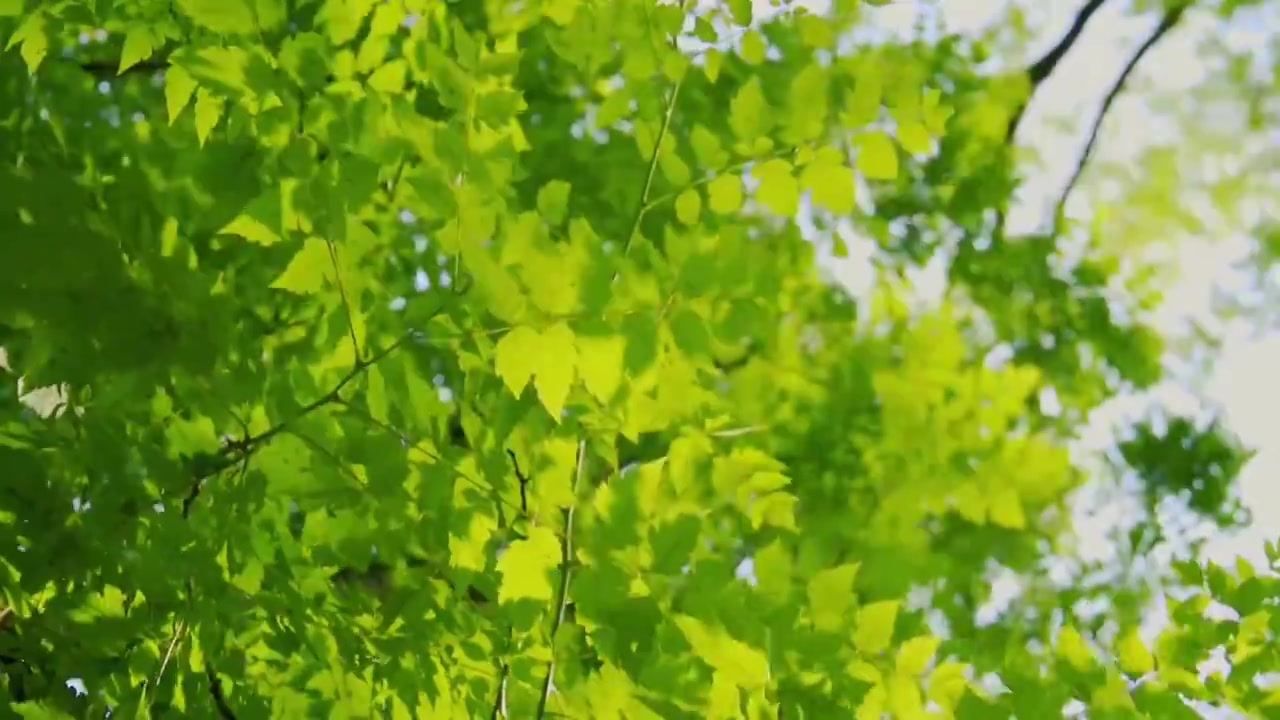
[1,0,1278,718]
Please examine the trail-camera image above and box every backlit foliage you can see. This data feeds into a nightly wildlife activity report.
[0,0,1273,718]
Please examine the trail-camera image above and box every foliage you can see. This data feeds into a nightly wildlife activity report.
[0,0,1270,718]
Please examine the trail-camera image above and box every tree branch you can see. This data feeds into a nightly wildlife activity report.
[1007,0,1111,142]
[206,665,238,719]
[1054,4,1189,221]
[489,664,509,720]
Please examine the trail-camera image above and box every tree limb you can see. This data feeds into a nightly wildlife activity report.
[1007,0,1111,142]
[1054,3,1189,221]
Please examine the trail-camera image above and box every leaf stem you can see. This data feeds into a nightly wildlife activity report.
[534,440,586,719]
[623,76,685,257]
[324,238,363,363]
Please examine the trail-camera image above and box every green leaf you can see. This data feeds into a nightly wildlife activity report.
[729,77,770,143]
[801,147,855,215]
[753,159,800,216]
[495,326,542,398]
[118,27,154,75]
[897,121,931,155]
[844,72,882,127]
[193,87,224,146]
[575,332,625,404]
[176,0,258,34]
[367,59,407,93]
[270,238,332,294]
[496,526,561,603]
[896,635,940,676]
[543,0,580,25]
[166,416,220,458]
[853,600,899,655]
[674,615,769,690]
[669,307,711,356]
[807,562,860,631]
[987,487,1026,529]
[366,365,389,423]
[707,174,743,214]
[1056,625,1095,671]
[9,14,47,73]
[675,189,702,225]
[537,180,572,225]
[855,131,898,180]
[165,65,198,124]
[739,31,765,65]
[532,321,577,419]
[1116,629,1154,676]
[690,124,728,168]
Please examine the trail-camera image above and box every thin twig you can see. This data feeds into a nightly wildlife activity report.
[507,449,530,517]
[640,146,796,215]
[534,440,586,719]
[213,331,412,464]
[325,239,363,363]
[1054,3,1188,222]
[623,77,685,257]
[144,621,186,713]
[490,664,509,720]
[335,399,522,515]
[708,425,767,438]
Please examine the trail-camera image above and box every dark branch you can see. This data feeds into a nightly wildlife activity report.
[992,0,1113,243]
[71,58,169,78]
[206,666,238,719]
[1028,0,1110,86]
[1054,4,1189,221]
[1007,0,1110,142]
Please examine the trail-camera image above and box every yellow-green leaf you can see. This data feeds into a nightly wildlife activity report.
[753,159,800,216]
[165,65,198,124]
[801,147,855,215]
[739,30,765,64]
[1117,629,1154,676]
[855,131,898,180]
[543,0,580,25]
[496,526,561,603]
[707,174,743,214]
[807,562,860,632]
[987,487,1026,529]
[176,0,257,34]
[533,321,577,419]
[576,333,625,403]
[367,59,407,93]
[495,326,542,398]
[853,600,899,656]
[118,27,154,75]
[270,238,331,294]
[193,87,224,146]
[537,180,572,225]
[897,121,932,155]
[729,77,770,143]
[1056,625,1095,671]
[675,189,702,225]
[674,615,769,690]
[366,366,389,424]
[896,635,940,676]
